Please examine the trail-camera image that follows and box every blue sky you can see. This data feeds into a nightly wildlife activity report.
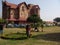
[0,0,60,21]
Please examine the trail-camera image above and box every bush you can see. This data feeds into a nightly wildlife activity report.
[0,18,6,24]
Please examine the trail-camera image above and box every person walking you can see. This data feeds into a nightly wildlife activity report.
[26,24,31,38]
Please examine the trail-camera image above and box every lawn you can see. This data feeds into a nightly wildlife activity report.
[0,26,60,45]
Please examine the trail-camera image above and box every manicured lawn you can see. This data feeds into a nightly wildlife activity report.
[0,26,60,45]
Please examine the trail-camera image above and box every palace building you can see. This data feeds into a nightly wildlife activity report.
[2,0,40,24]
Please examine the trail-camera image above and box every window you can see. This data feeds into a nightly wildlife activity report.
[36,6,38,8]
[22,6,24,11]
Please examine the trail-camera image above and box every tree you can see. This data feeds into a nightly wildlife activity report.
[53,17,60,26]
[54,17,60,22]
[27,14,43,32]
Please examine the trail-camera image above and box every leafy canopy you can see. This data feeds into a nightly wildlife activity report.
[54,17,60,22]
[0,18,6,23]
[27,14,42,23]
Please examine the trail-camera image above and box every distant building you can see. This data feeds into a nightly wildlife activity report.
[2,0,40,24]
[43,21,55,26]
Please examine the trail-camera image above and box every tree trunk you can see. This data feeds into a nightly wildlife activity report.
[34,23,39,32]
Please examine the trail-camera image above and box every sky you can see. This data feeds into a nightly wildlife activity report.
[0,0,60,21]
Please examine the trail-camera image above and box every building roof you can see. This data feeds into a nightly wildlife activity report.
[28,4,34,9]
[32,5,40,9]
[4,1,40,9]
[18,2,28,9]
[5,1,17,9]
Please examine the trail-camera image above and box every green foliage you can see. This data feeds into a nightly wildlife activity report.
[54,17,60,22]
[30,23,40,28]
[27,14,43,28]
[0,18,6,24]
[27,14,42,23]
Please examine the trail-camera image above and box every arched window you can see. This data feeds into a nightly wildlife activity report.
[22,6,24,11]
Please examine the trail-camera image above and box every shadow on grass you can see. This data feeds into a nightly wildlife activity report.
[0,33,27,40]
[32,33,60,42]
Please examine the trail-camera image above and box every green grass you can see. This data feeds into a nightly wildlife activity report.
[0,26,60,45]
